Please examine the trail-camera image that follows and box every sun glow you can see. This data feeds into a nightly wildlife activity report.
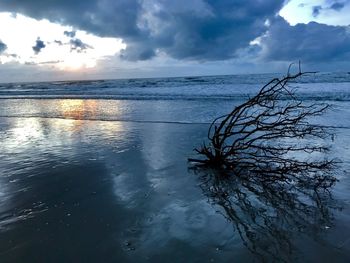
[0,12,126,71]
[58,54,97,71]
[59,99,98,120]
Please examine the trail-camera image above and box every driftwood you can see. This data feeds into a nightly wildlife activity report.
[189,64,339,261]
[189,65,336,181]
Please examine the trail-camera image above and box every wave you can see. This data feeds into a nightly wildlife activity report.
[2,115,350,129]
[0,72,349,101]
[0,93,349,101]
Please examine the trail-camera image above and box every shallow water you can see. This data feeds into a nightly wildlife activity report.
[0,96,350,262]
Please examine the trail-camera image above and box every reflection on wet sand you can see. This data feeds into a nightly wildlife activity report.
[0,117,128,236]
[193,167,341,262]
[56,99,127,135]
[6,118,44,147]
[1,99,126,152]
[58,99,97,131]
[0,99,100,150]
[0,112,349,262]
[59,99,98,120]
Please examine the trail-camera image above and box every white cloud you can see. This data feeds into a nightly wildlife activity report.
[280,0,350,26]
[0,12,126,71]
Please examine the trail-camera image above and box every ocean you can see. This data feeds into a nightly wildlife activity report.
[0,72,349,262]
[1,72,350,101]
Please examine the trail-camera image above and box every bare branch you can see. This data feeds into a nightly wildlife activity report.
[189,68,336,183]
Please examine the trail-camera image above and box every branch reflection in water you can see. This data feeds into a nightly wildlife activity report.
[190,165,340,262]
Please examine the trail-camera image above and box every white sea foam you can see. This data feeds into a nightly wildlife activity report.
[0,72,349,101]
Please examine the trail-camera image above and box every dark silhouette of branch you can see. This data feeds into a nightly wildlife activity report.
[189,66,336,182]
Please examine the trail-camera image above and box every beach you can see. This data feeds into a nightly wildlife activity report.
[0,74,350,262]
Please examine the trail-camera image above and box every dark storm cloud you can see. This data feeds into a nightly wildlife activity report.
[133,0,286,61]
[69,38,92,52]
[261,17,350,62]
[312,1,347,17]
[0,40,7,53]
[120,42,155,61]
[64,30,76,38]
[312,6,322,17]
[32,38,46,54]
[0,0,285,61]
[63,29,91,52]
[329,2,346,11]
[25,60,61,65]
[54,40,63,45]
[1,0,349,65]
[0,0,142,40]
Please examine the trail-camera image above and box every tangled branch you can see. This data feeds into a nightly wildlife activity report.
[189,67,336,181]
[189,64,340,261]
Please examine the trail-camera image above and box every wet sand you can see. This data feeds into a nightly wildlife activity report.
[0,99,350,262]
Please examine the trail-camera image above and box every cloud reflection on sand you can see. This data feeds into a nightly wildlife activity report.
[0,116,129,235]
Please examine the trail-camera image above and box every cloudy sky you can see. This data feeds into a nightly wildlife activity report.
[0,0,349,82]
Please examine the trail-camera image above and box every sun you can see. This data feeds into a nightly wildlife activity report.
[58,55,97,71]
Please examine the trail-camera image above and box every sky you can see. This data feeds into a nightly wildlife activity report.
[0,0,349,82]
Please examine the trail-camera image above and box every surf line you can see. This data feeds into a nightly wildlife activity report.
[0,115,211,125]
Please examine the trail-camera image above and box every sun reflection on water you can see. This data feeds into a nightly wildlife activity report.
[1,99,127,152]
[58,99,98,120]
